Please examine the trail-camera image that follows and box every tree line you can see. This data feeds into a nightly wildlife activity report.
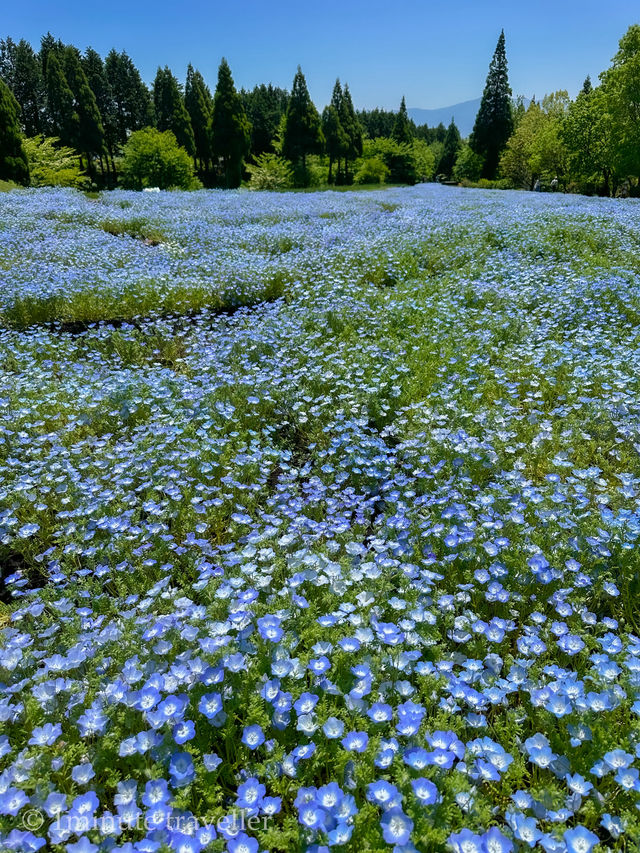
[0,25,639,194]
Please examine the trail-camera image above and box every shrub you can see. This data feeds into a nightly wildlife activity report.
[354,156,389,184]
[120,128,196,190]
[246,153,293,190]
[453,144,484,182]
[23,136,91,188]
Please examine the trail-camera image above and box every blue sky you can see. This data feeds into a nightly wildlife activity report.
[3,1,638,110]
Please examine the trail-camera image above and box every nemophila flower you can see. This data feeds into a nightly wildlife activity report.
[342,731,369,752]
[198,692,223,721]
[323,716,345,739]
[566,773,593,795]
[168,752,195,787]
[505,811,542,847]
[173,719,196,744]
[28,722,62,746]
[203,752,222,771]
[601,813,624,839]
[367,780,402,810]
[308,655,331,675]
[563,825,600,853]
[411,777,438,806]
[257,615,283,642]
[227,834,259,853]
[167,831,203,853]
[448,829,485,853]
[294,692,319,715]
[483,827,514,853]
[236,777,266,813]
[602,748,633,771]
[367,702,393,723]
[71,762,95,785]
[43,791,68,818]
[0,788,29,816]
[65,838,99,853]
[261,796,282,816]
[241,724,265,750]
[380,808,413,845]
[316,782,344,811]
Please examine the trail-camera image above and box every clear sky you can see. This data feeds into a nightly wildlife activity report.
[3,1,638,110]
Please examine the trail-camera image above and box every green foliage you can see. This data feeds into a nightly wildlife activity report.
[0,78,29,184]
[119,127,196,190]
[246,152,293,190]
[392,96,414,145]
[471,30,514,178]
[210,58,251,189]
[500,93,568,189]
[45,51,78,148]
[365,137,416,184]
[453,143,484,182]
[412,138,436,182]
[437,119,461,178]
[23,135,89,187]
[242,83,289,157]
[282,66,324,181]
[599,24,640,181]
[354,155,388,184]
[105,49,153,147]
[63,46,105,168]
[153,66,195,157]
[185,64,213,176]
[0,37,44,136]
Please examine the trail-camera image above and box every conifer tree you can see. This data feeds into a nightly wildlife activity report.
[210,58,251,188]
[185,64,213,176]
[581,75,593,95]
[0,38,44,136]
[470,30,514,178]
[153,66,194,156]
[438,118,461,178]
[63,46,104,174]
[323,79,347,183]
[282,66,323,176]
[242,83,288,156]
[83,47,117,178]
[105,50,153,146]
[392,96,413,145]
[339,84,362,182]
[45,51,78,147]
[0,78,29,183]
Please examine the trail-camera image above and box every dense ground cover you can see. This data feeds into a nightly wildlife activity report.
[1,184,640,853]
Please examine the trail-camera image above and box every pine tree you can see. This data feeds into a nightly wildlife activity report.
[323,80,347,182]
[282,66,323,176]
[0,38,45,136]
[0,78,29,184]
[63,46,104,175]
[392,96,413,145]
[438,118,461,178]
[153,66,195,156]
[581,75,593,95]
[83,48,117,179]
[185,64,213,176]
[210,58,251,188]
[470,29,514,178]
[105,50,153,146]
[339,84,362,182]
[45,51,78,148]
[242,83,289,156]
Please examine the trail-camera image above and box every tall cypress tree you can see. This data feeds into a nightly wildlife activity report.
[0,38,45,136]
[105,49,153,146]
[153,66,195,156]
[185,64,213,176]
[470,30,514,178]
[323,79,347,183]
[282,66,323,175]
[243,83,288,156]
[339,84,362,182]
[210,58,251,189]
[45,51,78,147]
[438,118,461,178]
[0,78,29,183]
[83,47,118,178]
[63,46,104,174]
[392,96,413,145]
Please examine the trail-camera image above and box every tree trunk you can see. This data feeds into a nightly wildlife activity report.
[328,156,333,183]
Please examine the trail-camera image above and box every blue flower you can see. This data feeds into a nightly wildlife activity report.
[241,724,265,749]
[380,809,413,845]
[564,825,600,853]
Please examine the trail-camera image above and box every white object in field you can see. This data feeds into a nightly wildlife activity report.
[143,187,161,193]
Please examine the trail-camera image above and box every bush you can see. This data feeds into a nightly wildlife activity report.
[246,153,293,190]
[412,139,437,182]
[23,136,91,188]
[365,138,417,184]
[354,156,389,185]
[453,144,484,182]
[120,128,196,190]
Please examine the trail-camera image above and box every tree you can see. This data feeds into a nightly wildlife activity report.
[23,135,89,187]
[499,92,568,189]
[282,66,323,181]
[392,96,414,145]
[105,50,153,146]
[323,80,347,183]
[246,152,293,190]
[438,118,461,178]
[242,83,288,156]
[209,58,250,188]
[0,79,29,183]
[339,84,362,182]
[562,84,616,195]
[120,127,195,189]
[83,47,118,179]
[45,51,78,148]
[185,64,213,177]
[0,38,45,136]
[153,66,195,156]
[599,24,640,181]
[63,46,105,176]
[471,30,514,178]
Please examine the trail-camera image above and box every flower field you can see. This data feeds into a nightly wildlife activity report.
[1,184,640,853]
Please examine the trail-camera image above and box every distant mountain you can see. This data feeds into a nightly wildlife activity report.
[408,98,481,139]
